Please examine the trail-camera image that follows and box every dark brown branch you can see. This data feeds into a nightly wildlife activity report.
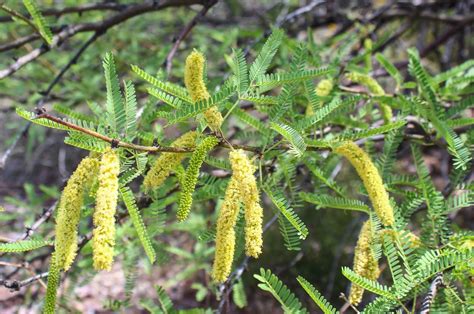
[0,0,206,79]
[0,272,49,291]
[165,0,218,75]
[0,2,127,23]
[0,33,40,52]
[35,112,268,154]
[0,33,104,170]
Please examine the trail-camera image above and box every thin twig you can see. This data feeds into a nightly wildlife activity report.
[0,0,206,78]
[0,2,127,23]
[0,272,49,291]
[164,0,218,75]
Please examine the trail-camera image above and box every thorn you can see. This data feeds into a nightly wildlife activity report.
[111,139,119,148]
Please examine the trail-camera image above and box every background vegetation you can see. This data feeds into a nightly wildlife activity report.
[0,0,472,313]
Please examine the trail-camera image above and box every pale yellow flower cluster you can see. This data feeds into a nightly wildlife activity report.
[334,142,394,226]
[212,149,263,282]
[143,131,197,191]
[306,79,334,116]
[346,72,392,123]
[184,50,223,132]
[349,220,379,305]
[92,149,120,271]
[55,156,99,270]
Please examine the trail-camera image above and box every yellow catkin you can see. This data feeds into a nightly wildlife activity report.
[55,156,99,270]
[334,142,394,226]
[306,79,334,116]
[184,50,223,132]
[346,72,392,123]
[143,131,197,191]
[240,156,263,258]
[93,149,120,271]
[212,150,252,282]
[349,220,379,305]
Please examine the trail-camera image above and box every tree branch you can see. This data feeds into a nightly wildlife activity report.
[0,0,206,79]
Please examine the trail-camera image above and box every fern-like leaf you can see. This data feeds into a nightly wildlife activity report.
[254,268,308,314]
[103,52,126,136]
[300,193,370,213]
[23,0,53,45]
[271,122,307,158]
[119,186,156,264]
[341,267,394,299]
[249,29,284,83]
[264,188,308,240]
[124,80,138,141]
[297,276,338,314]
[0,238,52,252]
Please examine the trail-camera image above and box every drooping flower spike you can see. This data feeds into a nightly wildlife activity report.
[55,156,99,270]
[212,149,263,282]
[334,141,395,226]
[92,148,120,271]
[349,220,379,305]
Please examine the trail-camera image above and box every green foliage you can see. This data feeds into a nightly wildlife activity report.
[254,268,308,314]
[297,276,339,314]
[0,238,52,252]
[3,15,473,313]
[119,186,156,264]
[22,0,52,45]
[249,29,284,83]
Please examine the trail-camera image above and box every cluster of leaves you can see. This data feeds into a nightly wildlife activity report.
[1,4,472,312]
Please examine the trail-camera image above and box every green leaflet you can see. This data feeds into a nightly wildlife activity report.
[249,29,284,83]
[119,186,156,264]
[297,276,338,314]
[270,122,306,158]
[254,268,308,314]
[22,0,53,45]
[300,192,370,213]
[341,267,394,299]
[264,188,308,240]
[0,238,52,252]
[103,52,126,136]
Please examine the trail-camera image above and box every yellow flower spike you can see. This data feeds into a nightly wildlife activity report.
[92,148,120,271]
[212,149,251,282]
[349,220,379,305]
[212,177,241,283]
[240,157,263,258]
[346,72,392,123]
[184,50,223,132]
[143,131,197,191]
[306,79,333,116]
[334,142,394,226]
[55,156,99,271]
